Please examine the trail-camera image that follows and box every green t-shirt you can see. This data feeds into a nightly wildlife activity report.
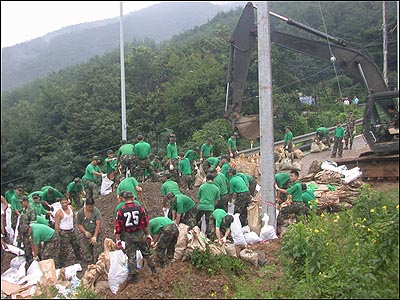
[227,137,237,151]
[104,157,117,174]
[67,181,84,193]
[149,217,174,235]
[179,157,192,175]
[167,142,178,159]
[28,191,43,201]
[287,181,303,202]
[116,177,140,198]
[5,190,15,203]
[10,193,22,213]
[82,163,102,183]
[76,207,102,233]
[161,179,182,196]
[229,175,249,194]
[206,157,219,168]
[213,173,229,195]
[41,187,63,203]
[284,131,293,143]
[117,143,135,157]
[302,190,318,209]
[220,162,231,177]
[316,127,328,136]
[275,173,290,188]
[201,143,213,158]
[212,209,228,229]
[237,172,249,185]
[30,201,49,217]
[170,194,195,214]
[30,223,55,245]
[134,141,151,160]
[197,182,221,211]
[184,150,198,163]
[334,126,345,138]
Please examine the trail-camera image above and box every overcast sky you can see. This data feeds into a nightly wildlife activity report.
[1,1,240,48]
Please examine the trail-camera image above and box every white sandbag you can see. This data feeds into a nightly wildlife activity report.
[100,176,114,196]
[241,225,250,234]
[174,223,189,260]
[244,231,263,244]
[260,225,278,240]
[50,202,62,223]
[239,248,259,267]
[320,160,338,171]
[18,260,43,286]
[64,263,82,280]
[222,243,237,258]
[230,213,247,246]
[310,142,321,153]
[227,201,235,214]
[10,256,26,270]
[342,171,362,184]
[3,244,24,256]
[1,261,26,284]
[12,215,21,246]
[108,250,129,294]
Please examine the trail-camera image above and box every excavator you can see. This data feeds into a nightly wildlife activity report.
[225,2,399,160]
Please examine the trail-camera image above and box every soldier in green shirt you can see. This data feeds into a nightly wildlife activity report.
[227,168,250,227]
[204,157,219,174]
[30,193,51,220]
[200,138,213,169]
[66,178,86,209]
[196,174,221,237]
[331,121,345,158]
[275,172,291,202]
[166,192,196,229]
[276,170,307,233]
[209,168,229,212]
[166,134,179,182]
[149,216,179,268]
[116,176,142,204]
[5,183,15,204]
[134,135,159,182]
[219,156,232,177]
[227,132,239,158]
[41,186,64,211]
[82,156,104,201]
[10,185,24,231]
[178,152,193,191]
[301,183,318,211]
[209,209,234,244]
[315,127,331,148]
[284,126,294,153]
[161,172,182,210]
[116,140,137,178]
[104,149,118,182]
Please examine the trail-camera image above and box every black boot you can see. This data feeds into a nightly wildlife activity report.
[128,273,138,284]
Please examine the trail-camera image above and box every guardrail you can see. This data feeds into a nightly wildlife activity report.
[239,118,363,156]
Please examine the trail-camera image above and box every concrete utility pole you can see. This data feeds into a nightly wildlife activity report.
[120,2,127,140]
[257,2,276,227]
[382,1,388,86]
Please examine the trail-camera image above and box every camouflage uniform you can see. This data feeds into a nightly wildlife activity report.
[180,207,197,230]
[81,233,103,264]
[209,215,231,242]
[155,224,179,265]
[248,178,258,197]
[277,202,307,229]
[125,231,155,275]
[18,206,36,247]
[233,191,251,227]
[180,175,193,190]
[41,233,61,267]
[137,158,159,182]
[120,154,138,177]
[58,229,82,267]
[82,179,100,201]
[69,192,82,209]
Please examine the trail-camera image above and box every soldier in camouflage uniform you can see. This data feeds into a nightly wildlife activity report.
[76,197,103,264]
[18,196,36,269]
[166,192,197,229]
[54,196,82,267]
[27,222,61,268]
[227,168,251,227]
[149,216,179,268]
[115,191,156,284]
[276,170,307,233]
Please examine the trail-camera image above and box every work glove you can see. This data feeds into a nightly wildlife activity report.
[199,158,203,163]
[169,164,174,171]
[85,231,93,239]
[90,236,97,245]
[33,256,39,261]
[101,173,107,178]
[285,146,288,150]
[229,153,233,158]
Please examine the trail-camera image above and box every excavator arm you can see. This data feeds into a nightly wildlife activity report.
[225,2,398,153]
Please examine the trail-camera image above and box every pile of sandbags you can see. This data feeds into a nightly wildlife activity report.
[231,154,260,179]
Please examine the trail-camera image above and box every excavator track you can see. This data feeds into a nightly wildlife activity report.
[330,153,399,181]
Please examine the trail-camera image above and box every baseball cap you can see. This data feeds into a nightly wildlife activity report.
[92,155,101,162]
[166,192,175,199]
[224,215,234,227]
[32,193,40,199]
[107,150,113,154]
[74,177,81,183]
[20,196,29,202]
[123,191,134,199]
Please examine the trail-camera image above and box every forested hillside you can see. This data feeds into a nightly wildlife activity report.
[1,1,398,193]
[1,2,244,91]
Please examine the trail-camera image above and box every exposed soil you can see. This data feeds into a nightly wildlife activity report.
[1,135,397,298]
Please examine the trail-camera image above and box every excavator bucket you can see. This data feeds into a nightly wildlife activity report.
[235,114,260,140]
